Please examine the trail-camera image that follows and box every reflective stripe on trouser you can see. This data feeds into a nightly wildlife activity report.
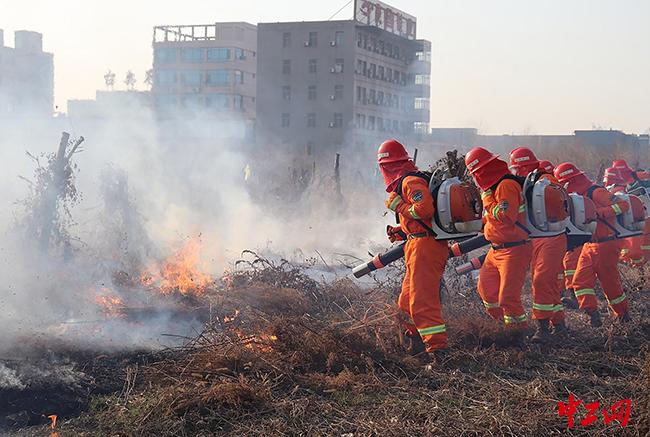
[531,235,567,322]
[563,248,581,291]
[477,243,532,329]
[397,237,449,351]
[572,240,628,317]
[620,235,646,266]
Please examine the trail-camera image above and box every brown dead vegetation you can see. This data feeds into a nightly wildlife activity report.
[7,256,649,437]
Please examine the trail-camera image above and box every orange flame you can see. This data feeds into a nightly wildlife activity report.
[48,415,57,430]
[141,237,212,297]
[94,288,126,317]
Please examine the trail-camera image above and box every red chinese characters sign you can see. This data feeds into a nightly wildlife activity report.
[354,0,417,40]
[557,394,631,429]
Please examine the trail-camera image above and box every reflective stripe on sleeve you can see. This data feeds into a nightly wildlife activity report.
[611,204,623,215]
[518,204,527,213]
[389,196,402,210]
[408,204,421,219]
[564,269,576,276]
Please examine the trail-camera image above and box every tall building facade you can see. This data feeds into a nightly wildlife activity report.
[0,30,54,119]
[151,22,257,136]
[256,1,431,168]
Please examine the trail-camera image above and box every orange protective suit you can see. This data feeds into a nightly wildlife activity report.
[528,172,567,325]
[620,219,650,267]
[389,175,449,352]
[478,178,532,328]
[531,234,567,323]
[563,248,581,290]
[572,187,630,317]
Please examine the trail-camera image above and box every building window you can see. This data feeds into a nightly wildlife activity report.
[334,85,343,100]
[369,89,376,105]
[356,32,363,48]
[368,116,375,130]
[356,59,366,75]
[234,48,246,60]
[207,48,230,61]
[393,120,399,132]
[415,98,430,110]
[334,58,344,73]
[415,74,430,85]
[334,31,344,46]
[307,113,316,127]
[333,113,343,128]
[308,85,317,100]
[156,95,177,107]
[234,70,244,84]
[308,59,317,74]
[182,71,202,86]
[377,91,384,106]
[155,70,176,85]
[282,59,291,74]
[207,93,230,109]
[181,48,204,63]
[416,51,432,62]
[414,121,430,134]
[308,31,318,47]
[393,94,399,108]
[182,95,204,109]
[393,70,400,83]
[283,32,291,48]
[386,93,392,107]
[369,63,376,79]
[386,67,392,82]
[206,70,230,86]
[282,86,291,101]
[378,117,384,131]
[281,113,290,127]
[378,66,384,81]
[155,48,177,63]
[234,95,244,110]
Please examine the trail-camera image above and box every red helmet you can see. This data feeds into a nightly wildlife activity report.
[603,167,626,186]
[465,147,499,175]
[509,147,540,169]
[538,160,555,174]
[554,162,584,184]
[377,140,410,164]
[612,159,632,171]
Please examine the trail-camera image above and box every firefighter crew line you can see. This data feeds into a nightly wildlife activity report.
[372,139,649,364]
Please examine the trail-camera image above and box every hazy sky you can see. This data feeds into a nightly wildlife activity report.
[3,0,649,134]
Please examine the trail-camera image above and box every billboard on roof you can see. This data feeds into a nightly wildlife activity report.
[354,0,417,40]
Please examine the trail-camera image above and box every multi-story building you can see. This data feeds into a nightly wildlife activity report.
[0,29,54,119]
[151,22,257,135]
[256,1,431,170]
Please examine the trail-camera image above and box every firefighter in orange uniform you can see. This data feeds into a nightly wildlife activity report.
[603,167,643,266]
[465,147,532,336]
[509,148,567,342]
[611,160,650,267]
[378,140,449,360]
[555,163,630,326]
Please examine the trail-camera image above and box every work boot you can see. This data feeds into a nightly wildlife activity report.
[405,331,426,356]
[423,348,449,371]
[586,310,602,328]
[618,313,632,324]
[552,321,569,338]
[531,319,551,344]
[561,289,579,309]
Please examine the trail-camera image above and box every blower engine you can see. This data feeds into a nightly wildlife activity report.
[626,186,650,218]
[428,170,484,239]
[565,193,597,250]
[522,170,571,237]
[611,193,646,238]
[351,172,484,278]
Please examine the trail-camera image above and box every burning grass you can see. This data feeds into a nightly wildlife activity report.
[5,256,650,436]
